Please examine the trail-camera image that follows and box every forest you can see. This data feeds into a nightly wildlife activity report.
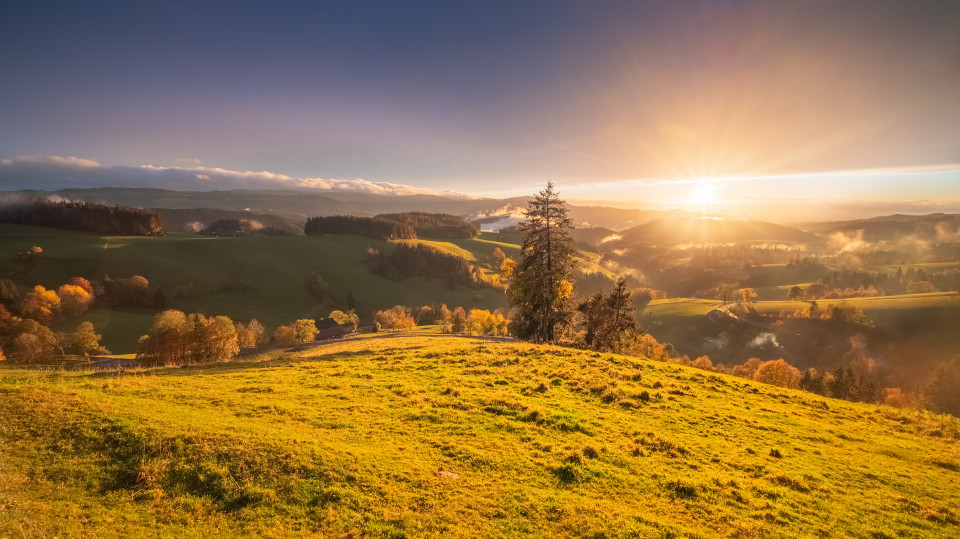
[304,211,479,240]
[0,199,164,236]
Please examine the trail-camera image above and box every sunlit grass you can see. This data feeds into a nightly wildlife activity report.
[2,334,957,537]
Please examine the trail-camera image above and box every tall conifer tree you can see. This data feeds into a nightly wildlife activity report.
[508,182,575,342]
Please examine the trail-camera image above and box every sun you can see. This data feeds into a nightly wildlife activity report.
[689,182,717,206]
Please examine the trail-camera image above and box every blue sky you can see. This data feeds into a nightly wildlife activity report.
[1,1,959,220]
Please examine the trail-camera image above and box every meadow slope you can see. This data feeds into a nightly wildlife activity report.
[1,333,958,537]
[0,224,512,352]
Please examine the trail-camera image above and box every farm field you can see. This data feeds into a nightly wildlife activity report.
[1,333,958,537]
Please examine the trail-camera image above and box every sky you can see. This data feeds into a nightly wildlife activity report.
[1,0,959,221]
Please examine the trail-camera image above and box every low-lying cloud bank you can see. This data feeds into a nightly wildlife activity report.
[0,155,471,198]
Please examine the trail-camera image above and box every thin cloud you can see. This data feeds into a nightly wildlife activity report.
[0,155,473,198]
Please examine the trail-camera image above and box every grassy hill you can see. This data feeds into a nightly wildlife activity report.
[613,218,815,246]
[0,224,512,352]
[1,333,958,537]
[0,224,620,353]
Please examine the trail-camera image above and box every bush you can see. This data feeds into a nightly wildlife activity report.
[374,306,416,331]
[272,324,296,344]
[136,311,239,365]
[753,359,801,389]
[883,387,913,408]
[732,357,762,379]
[293,319,318,343]
[692,355,713,371]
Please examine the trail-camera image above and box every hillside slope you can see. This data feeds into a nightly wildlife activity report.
[0,224,509,352]
[615,217,815,246]
[2,334,957,537]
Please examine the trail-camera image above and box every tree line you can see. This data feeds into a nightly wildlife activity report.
[372,304,509,336]
[199,218,291,237]
[369,242,479,285]
[0,199,164,236]
[0,274,109,361]
[137,309,360,365]
[304,212,479,240]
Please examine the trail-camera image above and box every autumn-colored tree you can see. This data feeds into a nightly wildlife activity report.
[882,387,913,408]
[11,333,45,363]
[137,309,189,364]
[329,310,359,326]
[732,357,763,379]
[69,321,108,356]
[293,319,318,342]
[624,333,667,362]
[236,319,266,348]
[204,316,240,361]
[57,284,93,317]
[499,258,516,281]
[4,318,58,362]
[414,306,436,325]
[273,324,297,344]
[753,359,801,389]
[0,304,12,327]
[740,288,758,303]
[375,306,416,331]
[20,285,60,324]
[437,304,453,333]
[67,276,95,295]
[693,355,713,371]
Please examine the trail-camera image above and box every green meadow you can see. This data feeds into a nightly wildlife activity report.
[1,333,958,537]
[0,224,512,352]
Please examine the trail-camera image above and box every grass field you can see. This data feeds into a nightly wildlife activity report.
[750,292,960,323]
[1,333,958,537]
[640,292,960,325]
[640,298,721,318]
[0,225,512,352]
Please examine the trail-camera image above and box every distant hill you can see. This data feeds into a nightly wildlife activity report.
[799,213,960,243]
[613,217,815,246]
[5,188,696,232]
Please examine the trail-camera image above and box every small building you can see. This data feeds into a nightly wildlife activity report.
[315,318,357,340]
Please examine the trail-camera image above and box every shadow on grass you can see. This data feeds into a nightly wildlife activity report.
[73,332,503,378]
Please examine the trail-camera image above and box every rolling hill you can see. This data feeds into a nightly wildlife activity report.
[613,217,816,246]
[0,224,512,352]
[0,224,617,353]
[4,187,698,232]
[1,333,957,537]
[798,213,960,243]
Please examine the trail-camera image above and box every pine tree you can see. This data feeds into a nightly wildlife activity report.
[577,277,636,352]
[606,276,637,353]
[508,181,576,342]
